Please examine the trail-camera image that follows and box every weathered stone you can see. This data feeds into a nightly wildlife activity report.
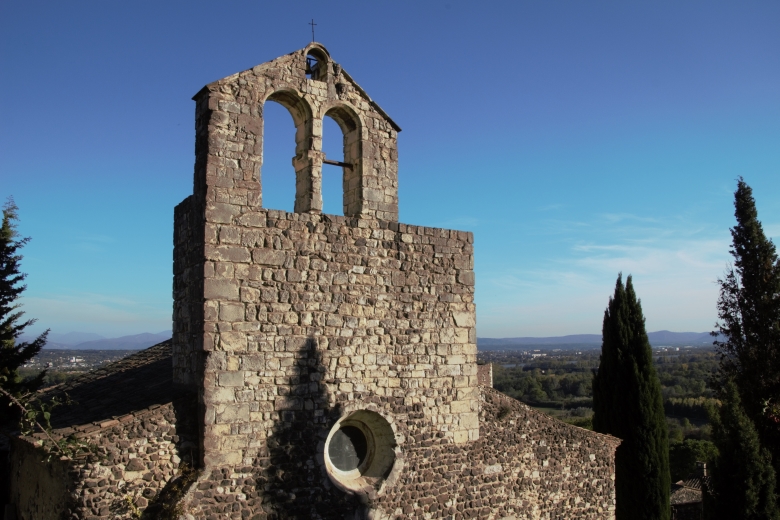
[9,43,619,520]
[252,248,286,266]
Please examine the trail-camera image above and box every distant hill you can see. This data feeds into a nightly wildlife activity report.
[48,331,107,345]
[478,330,717,351]
[37,331,172,350]
[32,329,715,351]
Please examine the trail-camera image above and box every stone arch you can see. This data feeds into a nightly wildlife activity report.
[322,102,364,217]
[192,43,400,221]
[262,89,322,213]
[304,43,331,82]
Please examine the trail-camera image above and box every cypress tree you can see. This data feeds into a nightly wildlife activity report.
[714,178,780,482]
[593,274,670,520]
[0,198,48,410]
[708,380,779,520]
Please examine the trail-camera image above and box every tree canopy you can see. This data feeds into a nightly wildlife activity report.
[0,198,47,407]
[707,380,778,520]
[714,178,780,482]
[593,274,670,520]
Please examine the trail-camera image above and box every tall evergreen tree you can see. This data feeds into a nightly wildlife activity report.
[0,198,47,408]
[593,274,670,520]
[714,177,780,482]
[707,380,779,520]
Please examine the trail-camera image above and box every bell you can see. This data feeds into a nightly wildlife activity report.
[305,57,317,76]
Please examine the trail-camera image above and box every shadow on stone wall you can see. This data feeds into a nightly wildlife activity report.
[140,394,200,519]
[260,338,365,519]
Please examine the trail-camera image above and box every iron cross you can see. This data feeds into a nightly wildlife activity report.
[309,19,317,42]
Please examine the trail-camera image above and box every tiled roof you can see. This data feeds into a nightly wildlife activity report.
[671,485,702,505]
[670,476,709,505]
[40,341,192,435]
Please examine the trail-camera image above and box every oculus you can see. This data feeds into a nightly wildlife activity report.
[324,410,397,494]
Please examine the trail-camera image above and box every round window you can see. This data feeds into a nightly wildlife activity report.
[323,410,398,494]
[328,425,368,472]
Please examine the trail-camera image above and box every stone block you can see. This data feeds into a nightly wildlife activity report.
[237,212,266,227]
[457,271,475,285]
[437,364,461,376]
[204,278,239,300]
[274,397,303,410]
[452,311,475,327]
[218,371,244,387]
[206,245,250,263]
[216,403,250,423]
[252,248,286,266]
[205,202,240,224]
[210,387,237,403]
[450,400,471,413]
[219,303,245,321]
[220,332,247,351]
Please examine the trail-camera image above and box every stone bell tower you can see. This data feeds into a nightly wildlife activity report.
[172,43,478,506]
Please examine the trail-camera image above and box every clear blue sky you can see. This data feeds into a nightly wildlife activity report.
[1,1,778,338]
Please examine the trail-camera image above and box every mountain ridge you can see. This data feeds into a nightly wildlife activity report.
[28,329,715,351]
[28,331,173,350]
[478,330,716,350]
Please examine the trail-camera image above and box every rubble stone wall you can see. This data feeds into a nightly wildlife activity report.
[180,387,618,519]
[9,399,198,520]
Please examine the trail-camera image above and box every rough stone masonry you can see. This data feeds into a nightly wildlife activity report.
[171,42,619,518]
[6,43,619,520]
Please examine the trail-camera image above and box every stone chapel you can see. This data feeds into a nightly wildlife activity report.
[7,44,619,519]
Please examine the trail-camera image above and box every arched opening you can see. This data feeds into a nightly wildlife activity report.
[305,49,328,81]
[261,90,312,213]
[260,100,297,212]
[323,105,361,217]
[321,114,345,216]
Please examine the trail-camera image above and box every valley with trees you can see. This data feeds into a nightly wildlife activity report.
[480,345,721,482]
[483,178,780,519]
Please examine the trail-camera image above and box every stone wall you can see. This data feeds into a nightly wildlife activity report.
[173,195,205,387]
[9,399,198,520]
[478,363,494,387]
[169,43,619,519]
[173,42,416,468]
[179,386,618,519]
[187,209,479,467]
[8,438,70,520]
[189,42,399,222]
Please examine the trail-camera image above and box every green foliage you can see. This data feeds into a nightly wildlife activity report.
[17,367,83,386]
[668,439,718,482]
[0,197,48,409]
[656,351,718,399]
[714,178,780,483]
[0,385,98,461]
[592,274,670,520]
[493,347,717,405]
[707,380,779,520]
[497,404,512,420]
[493,362,593,403]
[664,396,719,420]
[562,415,593,430]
